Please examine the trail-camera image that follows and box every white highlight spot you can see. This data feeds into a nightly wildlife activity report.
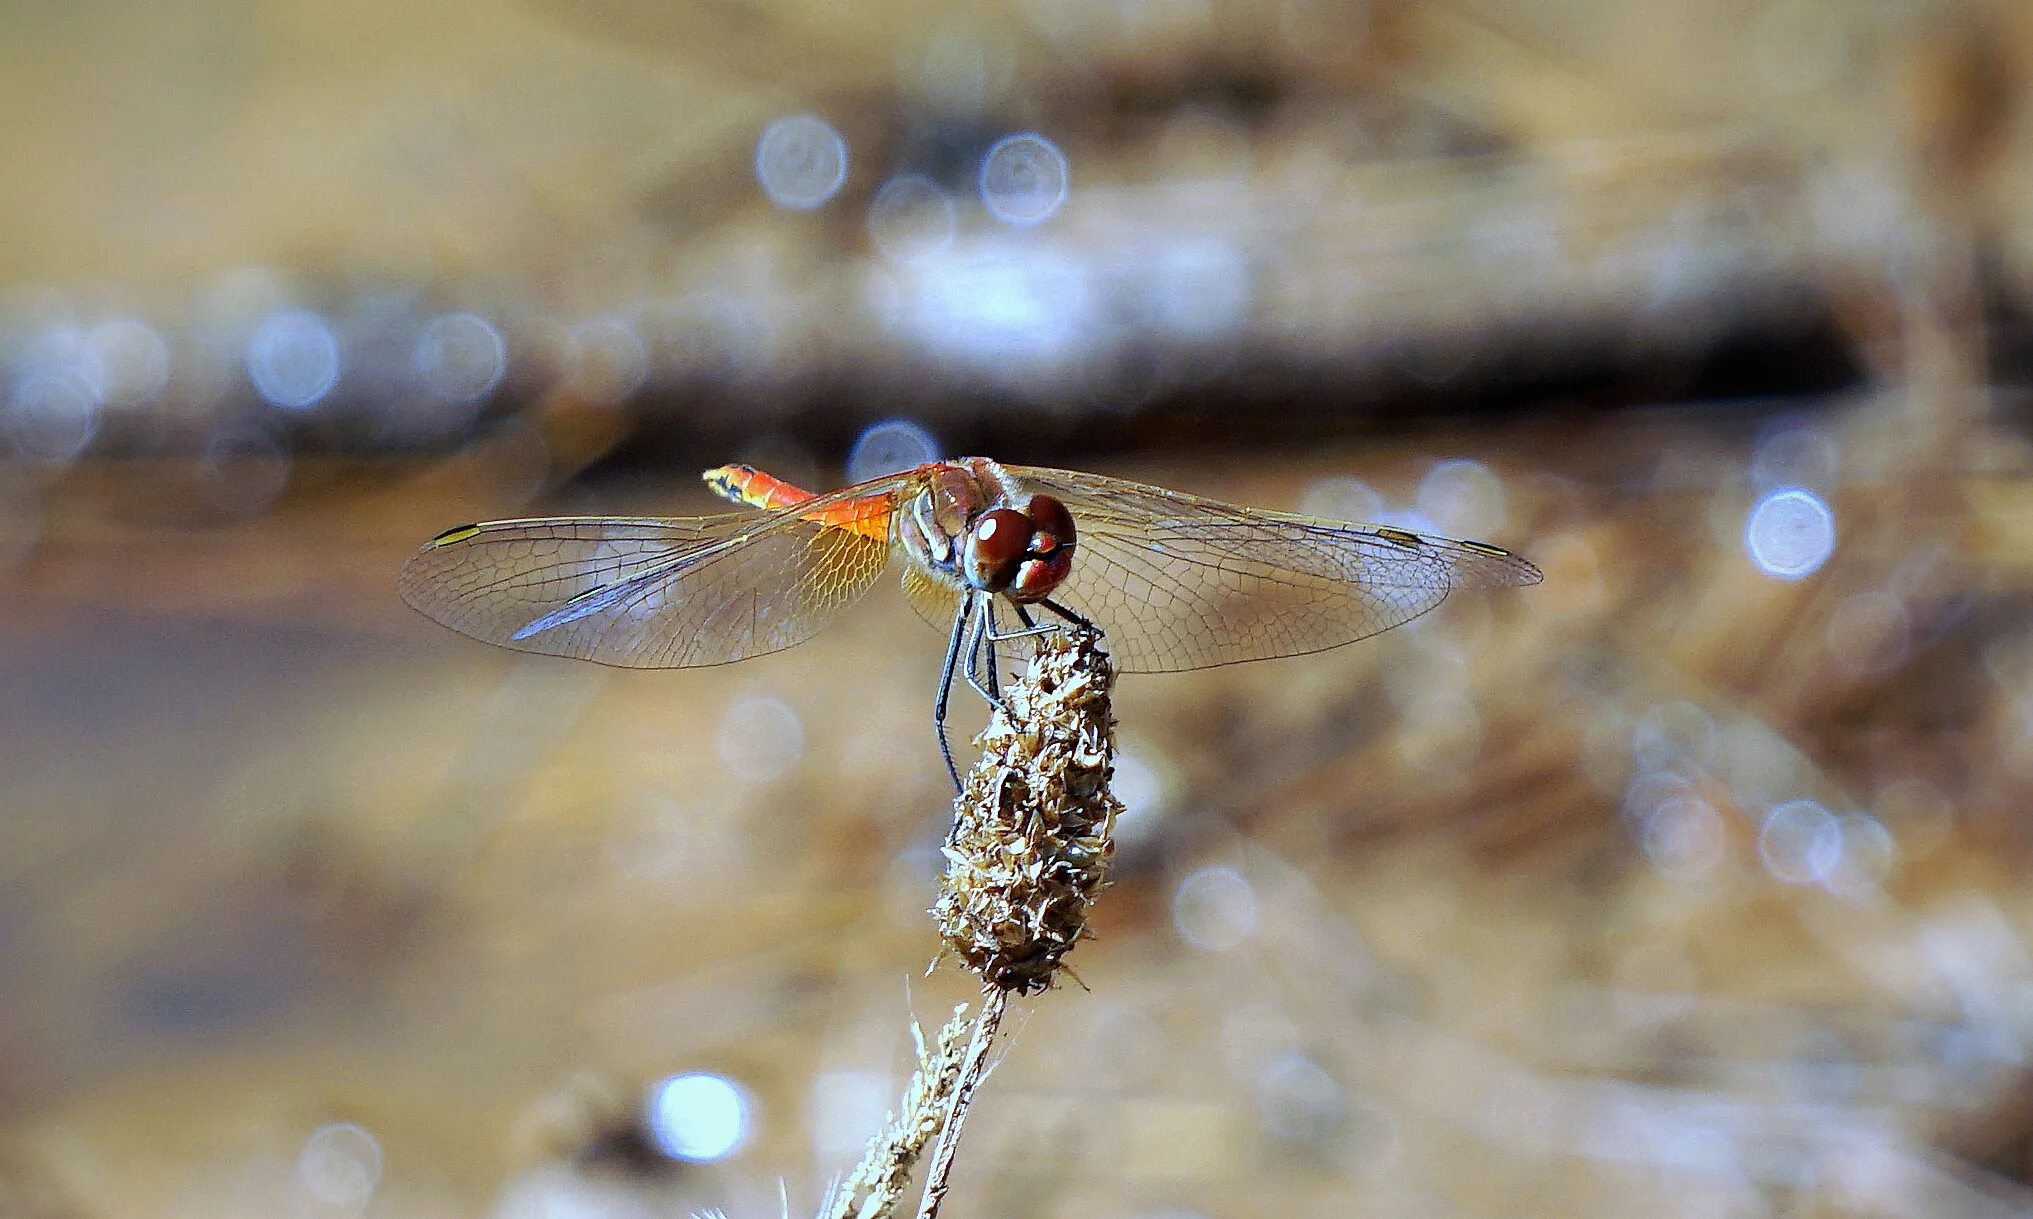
[415,311,507,404]
[1831,812,1897,894]
[810,1070,891,1161]
[6,371,99,462]
[299,1121,382,1211]
[246,308,341,408]
[1255,1052,1346,1148]
[647,1072,750,1162]
[868,175,957,265]
[848,418,939,483]
[1172,865,1257,951]
[755,114,849,210]
[1139,239,1251,340]
[86,318,171,407]
[717,693,806,783]
[1759,798,1844,884]
[1299,476,1384,523]
[1643,796,1727,879]
[979,133,1070,226]
[1745,487,1835,580]
[1416,458,1506,538]
[908,246,1094,368]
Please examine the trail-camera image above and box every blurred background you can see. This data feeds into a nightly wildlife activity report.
[5,0,2033,1215]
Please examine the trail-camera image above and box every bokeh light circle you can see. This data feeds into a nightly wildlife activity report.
[246,308,341,409]
[716,692,806,783]
[1172,865,1258,951]
[979,133,1070,226]
[298,1121,383,1210]
[1299,475,1384,523]
[647,1072,751,1162]
[868,174,957,265]
[1417,458,1506,538]
[848,418,940,483]
[755,114,849,210]
[1255,1052,1348,1150]
[1744,487,1835,580]
[414,311,507,404]
[6,371,100,462]
[1759,799,1844,884]
[87,318,171,407]
[1643,796,1727,879]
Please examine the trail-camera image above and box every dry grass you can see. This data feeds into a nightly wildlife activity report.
[821,627,1121,1219]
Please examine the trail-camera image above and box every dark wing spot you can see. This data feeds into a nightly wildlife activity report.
[1458,539,1513,557]
[1373,527,1425,549]
[430,524,483,546]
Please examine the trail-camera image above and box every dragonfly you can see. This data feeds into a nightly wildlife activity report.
[399,457,1543,787]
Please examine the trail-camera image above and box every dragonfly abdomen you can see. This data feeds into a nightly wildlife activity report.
[703,463,891,542]
[704,463,800,511]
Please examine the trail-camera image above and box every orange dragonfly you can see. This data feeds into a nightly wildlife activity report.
[400,457,1542,786]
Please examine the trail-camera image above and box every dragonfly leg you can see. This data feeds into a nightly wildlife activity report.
[984,601,1056,644]
[980,598,1002,704]
[1041,597,1097,632]
[933,592,970,793]
[961,595,1004,711]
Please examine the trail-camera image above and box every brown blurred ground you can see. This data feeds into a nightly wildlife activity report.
[7,2,2033,1217]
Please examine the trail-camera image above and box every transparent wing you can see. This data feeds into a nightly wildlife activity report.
[985,465,1543,673]
[901,563,963,636]
[398,476,909,669]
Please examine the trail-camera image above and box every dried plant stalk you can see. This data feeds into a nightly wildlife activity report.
[915,626,1122,1219]
[822,1006,973,1219]
[912,988,1005,1219]
[932,625,1124,994]
[821,627,1122,1219]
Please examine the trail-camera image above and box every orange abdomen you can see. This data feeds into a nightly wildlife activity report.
[703,464,892,542]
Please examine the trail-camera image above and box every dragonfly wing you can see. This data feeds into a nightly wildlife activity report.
[901,563,961,633]
[399,478,906,669]
[1003,466,1543,673]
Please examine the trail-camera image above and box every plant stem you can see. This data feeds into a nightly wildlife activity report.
[914,987,1008,1219]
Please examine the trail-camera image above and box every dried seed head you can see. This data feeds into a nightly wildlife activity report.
[934,626,1122,994]
[822,1005,971,1219]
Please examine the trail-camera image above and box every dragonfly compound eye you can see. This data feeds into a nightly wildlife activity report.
[1002,494,1076,603]
[1007,550,1073,602]
[1025,494,1075,554]
[965,507,1031,592]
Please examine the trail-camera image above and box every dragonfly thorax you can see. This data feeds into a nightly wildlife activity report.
[897,464,1076,604]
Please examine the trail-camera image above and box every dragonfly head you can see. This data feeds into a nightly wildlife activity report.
[963,494,1076,602]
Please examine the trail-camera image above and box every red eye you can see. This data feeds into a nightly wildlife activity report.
[1027,494,1075,553]
[1007,552,1073,602]
[963,508,1030,591]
